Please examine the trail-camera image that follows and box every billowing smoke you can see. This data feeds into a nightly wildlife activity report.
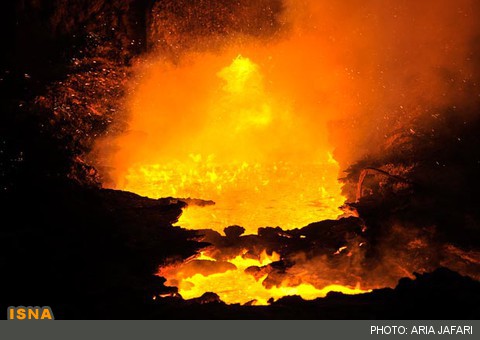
[294,0,480,175]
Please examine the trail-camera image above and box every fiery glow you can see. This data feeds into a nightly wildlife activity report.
[90,0,480,305]
[105,55,345,233]
[97,50,353,304]
[159,250,369,305]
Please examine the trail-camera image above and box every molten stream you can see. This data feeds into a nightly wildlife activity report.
[159,251,369,305]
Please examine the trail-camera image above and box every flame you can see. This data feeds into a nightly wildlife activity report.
[107,55,345,233]
[159,250,369,305]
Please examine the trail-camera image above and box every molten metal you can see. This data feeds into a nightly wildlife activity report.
[102,54,356,304]
[159,250,369,305]
[113,55,345,233]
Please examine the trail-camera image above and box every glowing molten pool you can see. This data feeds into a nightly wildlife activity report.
[99,54,357,303]
[109,55,345,233]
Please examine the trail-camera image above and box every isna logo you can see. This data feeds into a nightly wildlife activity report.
[7,306,54,320]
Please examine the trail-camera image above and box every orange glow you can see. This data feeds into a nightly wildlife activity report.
[103,54,345,233]
[159,250,369,305]
[97,47,351,304]
[91,0,480,304]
